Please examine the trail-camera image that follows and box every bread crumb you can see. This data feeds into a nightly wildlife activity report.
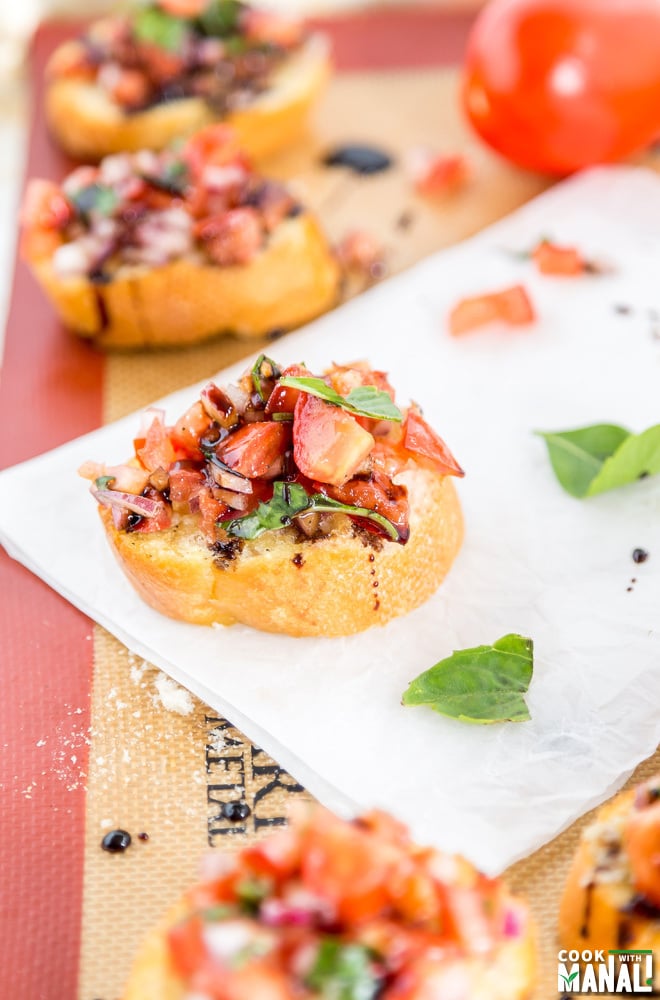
[152,672,195,716]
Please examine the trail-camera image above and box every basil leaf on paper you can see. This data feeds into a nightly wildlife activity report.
[402,634,533,724]
[537,423,660,497]
[278,376,403,422]
[306,938,381,1000]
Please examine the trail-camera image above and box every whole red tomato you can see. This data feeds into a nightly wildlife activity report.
[462,0,660,175]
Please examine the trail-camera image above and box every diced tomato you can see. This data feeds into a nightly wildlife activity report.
[137,418,177,473]
[159,0,206,14]
[389,865,443,924]
[293,394,375,487]
[196,208,263,266]
[218,423,290,479]
[242,8,304,48]
[335,230,385,276]
[130,503,173,533]
[170,401,215,460]
[403,407,464,478]
[191,961,294,1000]
[444,886,496,955]
[301,813,397,925]
[448,284,535,335]
[265,364,309,416]
[241,828,302,882]
[327,365,396,402]
[531,240,584,276]
[197,488,230,541]
[21,179,73,231]
[167,916,207,980]
[107,67,151,109]
[138,42,186,84]
[183,125,249,179]
[317,471,409,541]
[169,466,205,505]
[406,149,471,197]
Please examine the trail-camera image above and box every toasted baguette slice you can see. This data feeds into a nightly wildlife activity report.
[559,778,660,976]
[123,807,535,1000]
[28,213,340,349]
[45,33,329,162]
[100,468,463,636]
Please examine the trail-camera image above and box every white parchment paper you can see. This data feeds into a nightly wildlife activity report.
[2,167,659,874]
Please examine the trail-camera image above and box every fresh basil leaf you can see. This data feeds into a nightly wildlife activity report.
[141,160,189,196]
[306,938,381,1000]
[70,183,117,219]
[133,6,188,51]
[235,877,271,915]
[251,354,281,402]
[197,0,243,38]
[220,481,312,539]
[587,424,660,496]
[537,423,660,498]
[220,482,401,542]
[94,475,114,490]
[278,376,402,422]
[203,903,236,922]
[402,633,533,725]
[307,495,400,542]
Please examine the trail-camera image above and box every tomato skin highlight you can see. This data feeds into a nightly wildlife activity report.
[293,394,375,487]
[462,0,660,175]
[218,422,290,479]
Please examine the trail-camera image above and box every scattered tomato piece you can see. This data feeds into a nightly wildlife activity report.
[449,284,535,335]
[335,230,386,280]
[531,239,584,276]
[219,422,290,479]
[195,207,263,266]
[405,147,471,197]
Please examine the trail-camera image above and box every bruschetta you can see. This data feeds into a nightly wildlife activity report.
[21,126,340,349]
[559,775,660,972]
[123,805,536,1000]
[79,357,464,635]
[45,0,330,161]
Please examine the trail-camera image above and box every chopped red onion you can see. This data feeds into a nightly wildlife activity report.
[211,466,253,494]
[93,488,165,518]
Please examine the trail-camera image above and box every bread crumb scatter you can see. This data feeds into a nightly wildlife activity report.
[152,672,195,716]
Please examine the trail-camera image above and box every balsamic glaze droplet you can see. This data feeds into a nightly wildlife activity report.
[221,801,251,822]
[101,829,132,853]
[633,548,649,564]
[137,831,150,842]
[322,144,393,175]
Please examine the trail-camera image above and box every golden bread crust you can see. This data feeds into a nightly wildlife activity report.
[27,214,340,349]
[45,34,330,161]
[559,788,660,961]
[100,468,464,636]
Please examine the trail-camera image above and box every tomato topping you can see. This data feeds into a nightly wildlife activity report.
[158,0,207,14]
[130,502,173,533]
[218,423,290,479]
[197,488,230,541]
[316,471,409,542]
[265,364,308,416]
[183,125,248,180]
[406,149,471,197]
[21,180,73,232]
[448,284,535,335]
[169,466,205,505]
[293,394,375,487]
[242,9,304,48]
[196,208,263,266]
[167,915,207,980]
[531,240,584,276]
[403,408,464,478]
[106,67,151,109]
[137,417,177,472]
[170,401,215,460]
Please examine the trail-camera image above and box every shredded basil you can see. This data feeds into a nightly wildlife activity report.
[306,938,382,1000]
[278,376,402,422]
[132,6,188,51]
[251,354,281,402]
[219,481,400,542]
[196,0,244,38]
[70,183,117,220]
